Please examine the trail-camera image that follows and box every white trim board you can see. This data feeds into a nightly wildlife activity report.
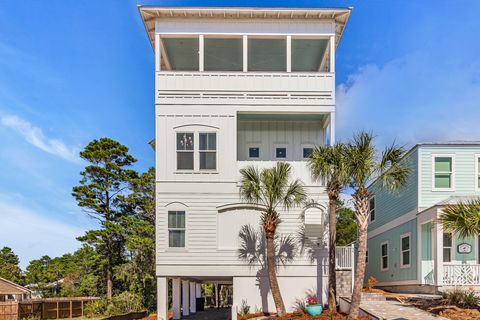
[368,208,417,239]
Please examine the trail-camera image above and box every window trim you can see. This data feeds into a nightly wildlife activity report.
[432,154,455,192]
[443,231,453,264]
[475,154,480,191]
[400,232,411,269]
[369,196,376,223]
[167,210,187,249]
[274,143,288,160]
[199,132,217,171]
[380,241,389,272]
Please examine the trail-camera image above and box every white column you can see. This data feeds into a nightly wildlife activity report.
[182,280,190,316]
[157,277,168,320]
[434,218,444,285]
[243,35,248,72]
[189,282,196,313]
[196,283,202,297]
[155,33,161,72]
[199,35,204,72]
[329,112,336,145]
[286,35,291,72]
[172,278,181,320]
[329,35,335,72]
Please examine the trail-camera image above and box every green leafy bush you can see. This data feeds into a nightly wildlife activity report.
[110,292,145,315]
[443,288,480,308]
[84,299,109,318]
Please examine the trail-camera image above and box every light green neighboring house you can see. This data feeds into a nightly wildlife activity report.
[365,143,480,293]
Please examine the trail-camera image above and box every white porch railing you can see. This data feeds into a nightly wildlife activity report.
[336,244,354,270]
[443,264,480,285]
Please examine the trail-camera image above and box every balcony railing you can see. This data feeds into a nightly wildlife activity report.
[236,161,324,187]
[156,72,335,105]
[443,264,480,285]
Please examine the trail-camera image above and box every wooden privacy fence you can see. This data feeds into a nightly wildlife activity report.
[0,297,99,320]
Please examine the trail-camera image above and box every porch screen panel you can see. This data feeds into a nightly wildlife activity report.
[248,38,286,71]
[204,38,243,71]
[291,39,328,72]
[163,37,199,71]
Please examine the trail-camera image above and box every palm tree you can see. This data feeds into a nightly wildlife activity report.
[440,199,480,238]
[345,132,409,319]
[239,162,307,316]
[308,144,350,311]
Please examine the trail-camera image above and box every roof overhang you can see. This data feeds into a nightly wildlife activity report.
[138,6,352,50]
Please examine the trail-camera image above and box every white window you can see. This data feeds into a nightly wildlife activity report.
[168,211,186,248]
[476,155,480,190]
[176,132,194,170]
[275,146,287,159]
[199,133,216,170]
[369,196,376,222]
[381,241,389,271]
[433,156,454,190]
[443,232,453,263]
[400,233,411,268]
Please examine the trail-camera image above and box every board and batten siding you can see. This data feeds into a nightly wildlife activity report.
[419,146,480,208]
[365,219,418,283]
[368,150,418,232]
[237,119,325,161]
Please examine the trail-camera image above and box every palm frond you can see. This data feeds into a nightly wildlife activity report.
[377,144,409,192]
[282,179,307,210]
[440,200,480,239]
[345,131,375,187]
[239,165,262,204]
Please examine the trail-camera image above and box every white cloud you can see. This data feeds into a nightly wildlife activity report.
[0,114,80,162]
[336,51,480,148]
[0,198,84,268]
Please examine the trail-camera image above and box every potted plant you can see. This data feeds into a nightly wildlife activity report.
[306,297,323,316]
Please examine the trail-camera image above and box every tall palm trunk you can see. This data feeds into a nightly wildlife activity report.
[327,194,338,311]
[348,188,370,319]
[266,233,286,316]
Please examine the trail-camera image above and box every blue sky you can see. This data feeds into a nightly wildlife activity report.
[1,0,479,267]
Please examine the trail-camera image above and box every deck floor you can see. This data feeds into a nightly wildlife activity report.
[179,308,230,320]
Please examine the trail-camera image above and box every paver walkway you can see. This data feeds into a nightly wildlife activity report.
[361,300,448,320]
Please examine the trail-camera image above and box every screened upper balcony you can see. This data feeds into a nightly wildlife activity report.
[159,35,332,73]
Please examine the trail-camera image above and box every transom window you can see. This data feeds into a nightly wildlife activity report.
[199,133,217,170]
[276,147,287,159]
[176,132,194,170]
[434,156,453,189]
[381,242,389,271]
[400,233,411,268]
[168,211,186,248]
[369,197,376,222]
[443,232,453,263]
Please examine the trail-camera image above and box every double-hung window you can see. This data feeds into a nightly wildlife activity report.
[381,241,389,271]
[369,197,376,222]
[177,133,194,170]
[434,156,453,190]
[168,211,186,248]
[400,233,411,268]
[443,232,453,263]
[199,133,216,170]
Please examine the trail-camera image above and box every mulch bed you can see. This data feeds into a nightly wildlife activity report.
[410,299,480,320]
[238,310,369,319]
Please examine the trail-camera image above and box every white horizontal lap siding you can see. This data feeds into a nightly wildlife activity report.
[156,193,327,265]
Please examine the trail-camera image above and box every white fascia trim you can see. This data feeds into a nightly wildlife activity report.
[368,208,417,239]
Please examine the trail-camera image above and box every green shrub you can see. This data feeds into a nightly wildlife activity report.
[84,299,109,318]
[110,292,145,315]
[443,288,480,308]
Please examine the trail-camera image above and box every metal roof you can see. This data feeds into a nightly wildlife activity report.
[138,6,352,50]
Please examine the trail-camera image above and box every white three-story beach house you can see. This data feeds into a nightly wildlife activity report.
[139,6,351,319]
